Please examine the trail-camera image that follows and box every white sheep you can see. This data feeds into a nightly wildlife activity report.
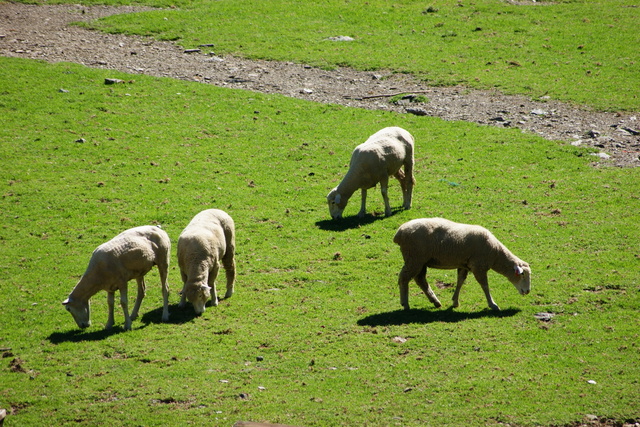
[62,225,171,330]
[327,126,415,219]
[177,209,236,315]
[393,218,531,311]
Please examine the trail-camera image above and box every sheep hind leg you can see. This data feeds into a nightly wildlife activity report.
[414,264,441,308]
[157,263,170,322]
[208,263,221,306]
[221,250,236,300]
[178,270,188,308]
[394,167,414,210]
[398,262,421,310]
[129,277,146,321]
[452,268,469,308]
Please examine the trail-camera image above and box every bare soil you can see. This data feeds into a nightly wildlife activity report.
[1,3,639,167]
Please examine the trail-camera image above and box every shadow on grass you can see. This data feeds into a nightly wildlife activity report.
[47,302,204,343]
[357,307,521,327]
[315,207,405,231]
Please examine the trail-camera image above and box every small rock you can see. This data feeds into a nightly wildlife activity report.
[326,36,354,41]
[534,312,555,321]
[406,107,428,116]
[75,138,86,143]
[256,356,264,362]
[531,109,548,116]
[587,379,597,385]
[590,152,611,160]
[586,130,601,138]
[621,126,640,136]
[198,43,215,47]
[571,140,582,146]
[392,336,407,344]
[301,88,313,94]
[58,88,69,93]
[104,78,124,85]
[184,48,201,53]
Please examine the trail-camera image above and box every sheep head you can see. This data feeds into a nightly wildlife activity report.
[510,263,531,296]
[185,284,211,315]
[327,188,347,220]
[62,297,91,329]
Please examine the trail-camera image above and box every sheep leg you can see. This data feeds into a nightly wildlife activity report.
[402,164,414,210]
[178,271,188,308]
[452,268,469,308]
[414,264,441,308]
[158,263,170,322]
[105,291,116,330]
[221,250,236,299]
[129,277,146,321]
[120,287,133,330]
[208,263,220,306]
[379,177,392,217]
[472,270,500,311]
[358,188,367,218]
[398,262,421,310]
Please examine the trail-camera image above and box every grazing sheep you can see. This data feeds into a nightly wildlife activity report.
[393,218,531,311]
[62,225,171,330]
[327,127,415,219]
[177,209,236,315]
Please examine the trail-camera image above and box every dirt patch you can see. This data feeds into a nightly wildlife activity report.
[1,3,638,167]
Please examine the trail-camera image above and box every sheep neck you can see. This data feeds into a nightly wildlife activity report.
[335,169,360,204]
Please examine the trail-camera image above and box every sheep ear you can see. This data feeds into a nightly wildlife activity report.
[335,193,341,205]
[514,265,524,276]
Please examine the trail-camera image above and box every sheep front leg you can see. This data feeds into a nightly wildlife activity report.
[379,177,392,217]
[129,277,146,321]
[472,270,500,311]
[452,268,469,308]
[402,164,414,210]
[414,265,441,308]
[120,287,133,330]
[358,188,367,218]
[106,291,116,329]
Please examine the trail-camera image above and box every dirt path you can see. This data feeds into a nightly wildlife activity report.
[1,3,638,167]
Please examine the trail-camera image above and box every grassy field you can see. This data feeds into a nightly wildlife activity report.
[61,0,640,112]
[1,56,639,426]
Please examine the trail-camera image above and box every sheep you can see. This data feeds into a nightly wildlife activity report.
[177,209,236,315]
[62,225,171,330]
[393,218,531,311]
[327,126,415,219]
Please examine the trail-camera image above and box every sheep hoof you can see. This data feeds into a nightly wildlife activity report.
[489,304,501,311]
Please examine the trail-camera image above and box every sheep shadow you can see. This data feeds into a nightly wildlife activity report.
[48,325,132,343]
[357,307,521,327]
[140,302,201,325]
[315,207,405,232]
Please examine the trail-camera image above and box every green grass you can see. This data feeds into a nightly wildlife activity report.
[53,0,640,112]
[1,57,639,426]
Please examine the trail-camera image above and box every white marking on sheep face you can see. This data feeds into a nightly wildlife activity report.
[511,264,531,296]
[62,297,91,329]
[186,284,211,315]
[327,188,345,220]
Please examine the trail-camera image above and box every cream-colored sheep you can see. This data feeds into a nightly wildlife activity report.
[62,225,171,330]
[393,218,531,311]
[327,127,415,219]
[177,209,236,315]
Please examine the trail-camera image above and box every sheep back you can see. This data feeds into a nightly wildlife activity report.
[393,218,509,271]
[177,209,234,275]
[82,225,170,291]
[347,127,414,189]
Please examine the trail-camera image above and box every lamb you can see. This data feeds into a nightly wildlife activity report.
[393,218,531,311]
[177,209,236,315]
[62,225,171,330]
[327,126,415,219]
